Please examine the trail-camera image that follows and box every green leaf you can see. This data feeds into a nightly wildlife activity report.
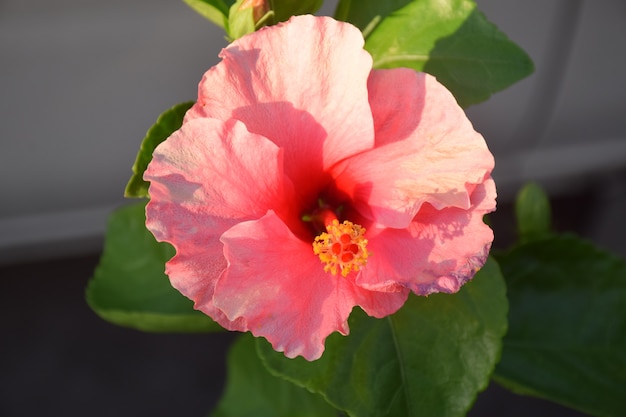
[210,334,338,417]
[258,258,507,417]
[125,101,194,198]
[495,235,626,416]
[515,182,552,243]
[86,202,222,333]
[271,0,324,23]
[183,0,235,28]
[335,0,534,107]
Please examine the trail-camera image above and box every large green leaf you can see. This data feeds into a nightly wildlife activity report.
[183,0,235,28]
[125,101,194,198]
[335,0,534,107]
[86,202,221,332]
[258,258,507,417]
[210,334,338,417]
[495,235,626,416]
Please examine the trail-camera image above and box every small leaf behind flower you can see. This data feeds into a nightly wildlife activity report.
[495,235,626,417]
[86,202,221,332]
[183,0,235,28]
[210,333,338,417]
[258,258,507,417]
[271,0,324,23]
[515,182,552,243]
[125,101,194,198]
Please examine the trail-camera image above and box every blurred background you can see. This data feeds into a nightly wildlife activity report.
[1,0,624,415]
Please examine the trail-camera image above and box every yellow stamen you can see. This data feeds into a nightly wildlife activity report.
[313,219,370,277]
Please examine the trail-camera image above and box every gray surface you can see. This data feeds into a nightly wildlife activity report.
[0,254,238,417]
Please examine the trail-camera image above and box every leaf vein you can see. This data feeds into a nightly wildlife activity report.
[387,315,412,416]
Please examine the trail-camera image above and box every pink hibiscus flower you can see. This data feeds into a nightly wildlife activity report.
[144,15,496,360]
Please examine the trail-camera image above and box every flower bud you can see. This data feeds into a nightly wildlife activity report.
[228,0,272,40]
[240,0,270,23]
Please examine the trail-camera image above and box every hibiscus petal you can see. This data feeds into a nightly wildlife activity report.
[358,179,496,295]
[186,15,375,202]
[216,210,408,360]
[144,117,289,328]
[161,215,246,331]
[332,69,494,229]
[145,117,289,220]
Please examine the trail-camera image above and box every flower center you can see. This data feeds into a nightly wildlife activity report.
[312,213,369,277]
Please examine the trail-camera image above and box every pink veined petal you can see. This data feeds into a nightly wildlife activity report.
[358,178,496,295]
[159,215,247,332]
[215,210,408,361]
[145,117,292,220]
[331,69,495,229]
[186,15,376,203]
[144,117,292,327]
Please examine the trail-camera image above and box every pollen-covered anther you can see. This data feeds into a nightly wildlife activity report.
[313,219,370,277]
